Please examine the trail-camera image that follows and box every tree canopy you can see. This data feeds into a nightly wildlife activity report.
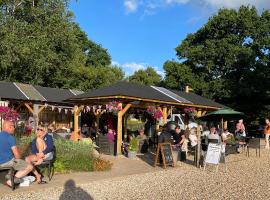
[128,67,162,86]
[0,0,123,90]
[164,6,270,119]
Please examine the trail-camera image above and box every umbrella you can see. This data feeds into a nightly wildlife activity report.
[198,108,245,129]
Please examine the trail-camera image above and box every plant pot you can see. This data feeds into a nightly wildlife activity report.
[128,151,137,159]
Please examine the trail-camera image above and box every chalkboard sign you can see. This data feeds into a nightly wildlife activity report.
[204,143,222,165]
[154,143,175,168]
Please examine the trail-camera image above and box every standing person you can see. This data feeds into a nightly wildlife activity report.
[0,120,33,187]
[207,126,220,143]
[235,119,246,137]
[264,118,270,149]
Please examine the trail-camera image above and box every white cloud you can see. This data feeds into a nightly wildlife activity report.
[124,0,138,13]
[203,0,270,10]
[124,0,269,16]
[122,62,147,74]
[165,0,190,5]
[112,61,164,77]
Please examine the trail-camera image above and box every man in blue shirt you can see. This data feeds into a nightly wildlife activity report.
[0,120,33,187]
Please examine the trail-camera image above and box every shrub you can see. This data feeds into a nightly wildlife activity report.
[128,138,139,152]
[93,158,112,171]
[17,134,112,173]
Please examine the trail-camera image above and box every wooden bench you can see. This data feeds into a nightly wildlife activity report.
[0,166,15,190]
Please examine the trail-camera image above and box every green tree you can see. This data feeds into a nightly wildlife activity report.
[128,67,162,86]
[0,0,120,91]
[164,6,270,118]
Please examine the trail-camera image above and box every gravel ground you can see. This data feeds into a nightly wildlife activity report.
[1,149,270,200]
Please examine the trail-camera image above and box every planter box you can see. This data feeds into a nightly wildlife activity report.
[128,151,137,159]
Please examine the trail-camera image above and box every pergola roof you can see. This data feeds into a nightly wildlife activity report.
[68,82,226,109]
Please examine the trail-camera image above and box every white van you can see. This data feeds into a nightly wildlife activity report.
[168,114,198,130]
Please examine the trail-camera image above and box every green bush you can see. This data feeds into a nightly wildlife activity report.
[17,135,112,173]
[128,138,139,152]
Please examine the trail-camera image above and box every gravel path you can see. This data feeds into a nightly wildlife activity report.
[1,150,270,200]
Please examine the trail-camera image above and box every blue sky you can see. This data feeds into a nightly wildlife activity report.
[70,0,269,76]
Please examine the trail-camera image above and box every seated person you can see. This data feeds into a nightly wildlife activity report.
[70,129,82,141]
[0,120,33,187]
[25,126,54,183]
[136,129,148,153]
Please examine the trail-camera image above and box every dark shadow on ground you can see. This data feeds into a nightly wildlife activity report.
[59,179,94,200]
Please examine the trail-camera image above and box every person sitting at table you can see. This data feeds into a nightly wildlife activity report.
[25,125,54,184]
[0,120,34,187]
[221,129,233,153]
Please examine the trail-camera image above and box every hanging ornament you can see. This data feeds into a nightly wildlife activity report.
[58,107,62,113]
[51,105,55,111]
[64,109,68,114]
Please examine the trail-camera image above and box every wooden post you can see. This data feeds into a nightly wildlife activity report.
[73,105,83,141]
[33,104,39,132]
[196,125,202,168]
[117,104,132,155]
[162,107,168,125]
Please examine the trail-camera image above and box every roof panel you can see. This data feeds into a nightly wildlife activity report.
[34,86,77,103]
[72,82,179,103]
[15,83,46,101]
[0,82,28,100]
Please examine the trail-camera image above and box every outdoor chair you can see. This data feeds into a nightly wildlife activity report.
[36,146,56,181]
[246,137,260,157]
[0,166,15,190]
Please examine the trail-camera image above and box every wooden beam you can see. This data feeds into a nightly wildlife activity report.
[202,111,207,116]
[38,105,45,113]
[117,103,132,155]
[15,102,24,111]
[74,96,221,110]
[24,103,34,114]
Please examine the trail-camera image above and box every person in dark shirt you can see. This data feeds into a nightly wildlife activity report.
[25,125,54,184]
[158,126,173,144]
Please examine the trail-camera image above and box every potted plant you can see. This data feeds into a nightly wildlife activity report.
[128,138,139,158]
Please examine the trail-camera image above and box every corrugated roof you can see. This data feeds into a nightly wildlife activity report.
[0,82,28,100]
[171,90,226,108]
[15,83,47,101]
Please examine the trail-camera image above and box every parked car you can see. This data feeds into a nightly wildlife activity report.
[52,128,71,140]
[167,114,198,130]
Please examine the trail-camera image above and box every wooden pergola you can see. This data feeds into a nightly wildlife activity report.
[67,82,225,155]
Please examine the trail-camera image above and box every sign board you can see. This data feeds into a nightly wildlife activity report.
[204,143,222,165]
[154,143,175,168]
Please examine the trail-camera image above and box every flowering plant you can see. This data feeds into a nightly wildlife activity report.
[0,106,20,121]
[146,106,163,120]
[105,101,122,114]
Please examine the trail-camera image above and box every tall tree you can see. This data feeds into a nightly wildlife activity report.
[0,0,121,90]
[164,6,270,118]
[129,67,162,86]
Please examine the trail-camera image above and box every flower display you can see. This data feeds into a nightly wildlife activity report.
[146,106,163,120]
[105,101,122,113]
[183,107,196,114]
[0,106,20,121]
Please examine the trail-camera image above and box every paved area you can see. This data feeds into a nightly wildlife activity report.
[1,148,270,200]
